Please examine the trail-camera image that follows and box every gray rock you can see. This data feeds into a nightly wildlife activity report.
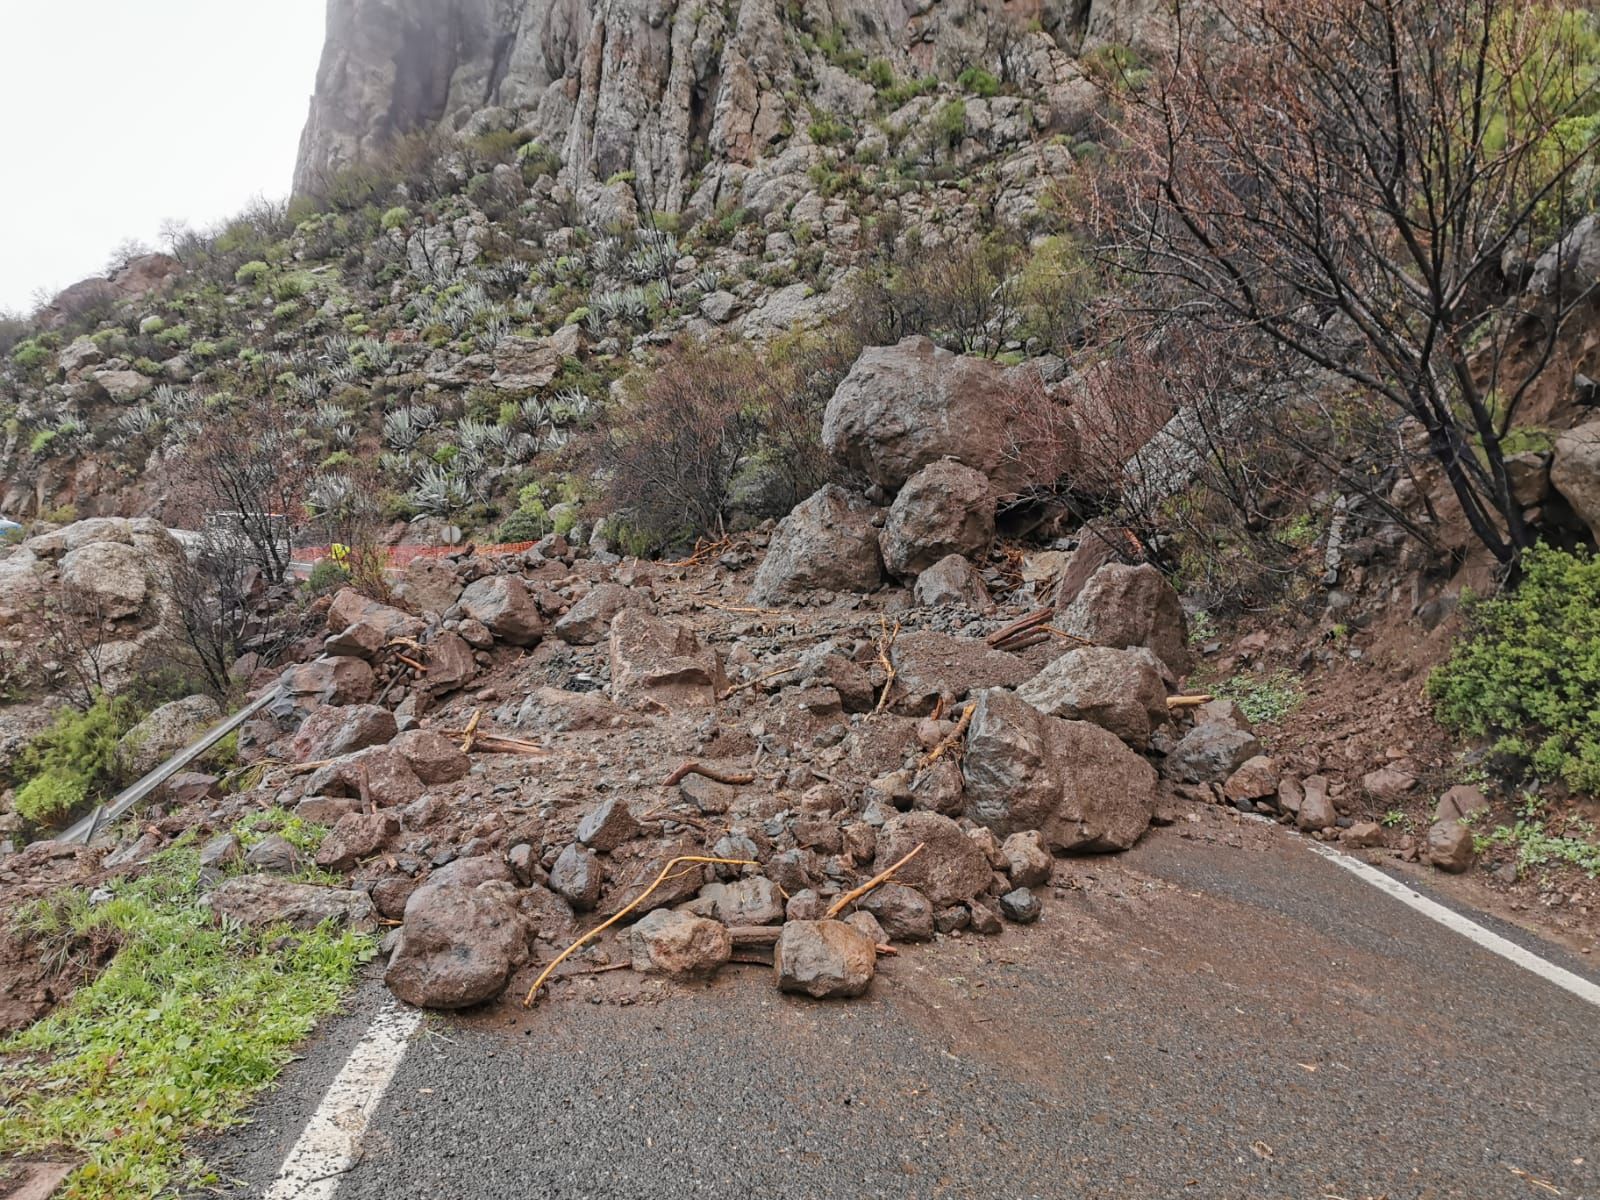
[629,908,732,976]
[459,575,545,645]
[554,583,655,645]
[913,554,994,611]
[576,797,641,851]
[1551,420,1600,537]
[279,657,377,707]
[118,695,222,776]
[1016,645,1169,748]
[1165,723,1264,785]
[1058,562,1191,676]
[549,844,604,910]
[608,609,725,709]
[998,887,1042,923]
[748,484,884,604]
[207,876,376,932]
[1001,830,1052,888]
[859,882,934,942]
[880,460,994,578]
[774,920,876,998]
[690,876,785,925]
[199,833,242,870]
[244,834,302,874]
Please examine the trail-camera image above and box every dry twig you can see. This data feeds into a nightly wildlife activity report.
[460,708,482,753]
[1166,694,1214,708]
[918,703,976,769]
[522,854,755,1006]
[661,762,755,787]
[825,843,926,919]
[873,617,901,714]
[718,661,797,701]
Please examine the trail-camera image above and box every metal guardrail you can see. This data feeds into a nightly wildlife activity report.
[55,689,281,846]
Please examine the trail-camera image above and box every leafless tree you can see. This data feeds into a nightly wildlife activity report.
[1091,0,1600,564]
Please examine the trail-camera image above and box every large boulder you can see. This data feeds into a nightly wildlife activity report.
[881,629,1034,716]
[206,877,375,932]
[279,657,376,706]
[385,877,530,1009]
[458,575,545,645]
[288,703,396,762]
[117,694,222,776]
[57,540,148,619]
[774,920,876,998]
[553,583,655,645]
[1529,213,1600,298]
[872,811,992,908]
[1550,420,1600,537]
[1164,722,1263,784]
[748,484,883,604]
[326,588,425,652]
[1016,645,1169,748]
[608,608,725,709]
[1058,562,1190,676]
[913,554,994,611]
[822,337,1038,493]
[393,556,464,615]
[390,728,471,784]
[880,460,995,578]
[961,688,1156,850]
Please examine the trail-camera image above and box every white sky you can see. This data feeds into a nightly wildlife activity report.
[0,1,327,313]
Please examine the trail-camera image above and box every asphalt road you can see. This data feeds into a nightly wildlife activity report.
[202,825,1600,1200]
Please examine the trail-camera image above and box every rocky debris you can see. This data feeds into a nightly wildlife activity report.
[576,798,640,851]
[206,877,375,932]
[785,641,875,712]
[880,460,994,578]
[999,887,1042,923]
[873,812,991,908]
[1426,820,1477,873]
[913,554,994,611]
[629,909,733,977]
[1058,563,1190,676]
[1001,831,1052,888]
[554,583,655,645]
[690,877,786,925]
[823,337,1039,494]
[280,658,376,707]
[1164,722,1264,785]
[459,575,545,645]
[199,833,242,870]
[886,630,1034,716]
[117,695,222,777]
[608,609,725,709]
[305,745,425,808]
[962,688,1156,850]
[385,872,530,1009]
[1550,419,1600,537]
[1434,785,1489,824]
[774,920,876,998]
[858,882,935,942]
[1529,212,1600,298]
[1342,821,1384,849]
[549,844,604,910]
[394,557,464,615]
[1361,765,1417,804]
[1296,776,1338,831]
[390,729,471,784]
[288,703,396,762]
[244,835,302,873]
[327,588,425,651]
[1016,645,1169,748]
[747,484,883,604]
[1223,756,1281,805]
[316,811,399,871]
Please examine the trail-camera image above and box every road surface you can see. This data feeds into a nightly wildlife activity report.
[200,822,1600,1200]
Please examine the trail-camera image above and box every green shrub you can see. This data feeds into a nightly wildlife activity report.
[1429,545,1600,794]
[867,58,895,90]
[957,66,1001,97]
[11,694,136,827]
[28,428,56,455]
[234,260,271,285]
[272,301,301,322]
[306,559,350,594]
[934,99,967,148]
[380,205,411,231]
[11,340,50,371]
[808,116,852,145]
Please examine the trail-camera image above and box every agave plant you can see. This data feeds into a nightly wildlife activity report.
[383,407,423,450]
[313,401,347,430]
[378,451,413,477]
[409,463,469,516]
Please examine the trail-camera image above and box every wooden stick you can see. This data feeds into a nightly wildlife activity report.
[1038,625,1093,647]
[395,654,429,673]
[873,617,901,715]
[661,762,755,787]
[717,661,797,700]
[825,843,926,919]
[918,703,976,768]
[552,961,632,981]
[1166,694,1214,708]
[460,708,482,753]
[986,607,1052,647]
[522,854,755,1006]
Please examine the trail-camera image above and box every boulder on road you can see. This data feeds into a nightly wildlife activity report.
[880,460,994,578]
[1164,722,1263,785]
[1427,820,1477,873]
[385,879,529,1009]
[858,882,935,942]
[548,844,604,910]
[629,909,733,977]
[747,484,883,604]
[1001,830,1052,888]
[774,920,876,998]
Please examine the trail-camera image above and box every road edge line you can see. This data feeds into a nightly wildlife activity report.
[1306,842,1600,1010]
[264,996,423,1200]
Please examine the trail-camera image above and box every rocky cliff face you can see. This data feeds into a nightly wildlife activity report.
[294,0,1162,211]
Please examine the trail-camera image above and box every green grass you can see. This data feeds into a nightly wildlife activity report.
[0,827,373,1199]
[1472,795,1600,879]
[1210,669,1304,725]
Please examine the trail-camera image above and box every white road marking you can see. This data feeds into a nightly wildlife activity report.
[1307,842,1600,1010]
[265,997,423,1200]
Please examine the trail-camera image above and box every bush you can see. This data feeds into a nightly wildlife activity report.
[809,115,852,145]
[234,261,270,285]
[11,340,50,371]
[11,695,136,827]
[1428,545,1600,794]
[305,558,350,594]
[934,100,967,149]
[957,66,1001,97]
[380,206,411,231]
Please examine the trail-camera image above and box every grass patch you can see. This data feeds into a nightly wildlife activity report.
[1472,795,1600,879]
[1210,669,1304,725]
[0,829,373,1198]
